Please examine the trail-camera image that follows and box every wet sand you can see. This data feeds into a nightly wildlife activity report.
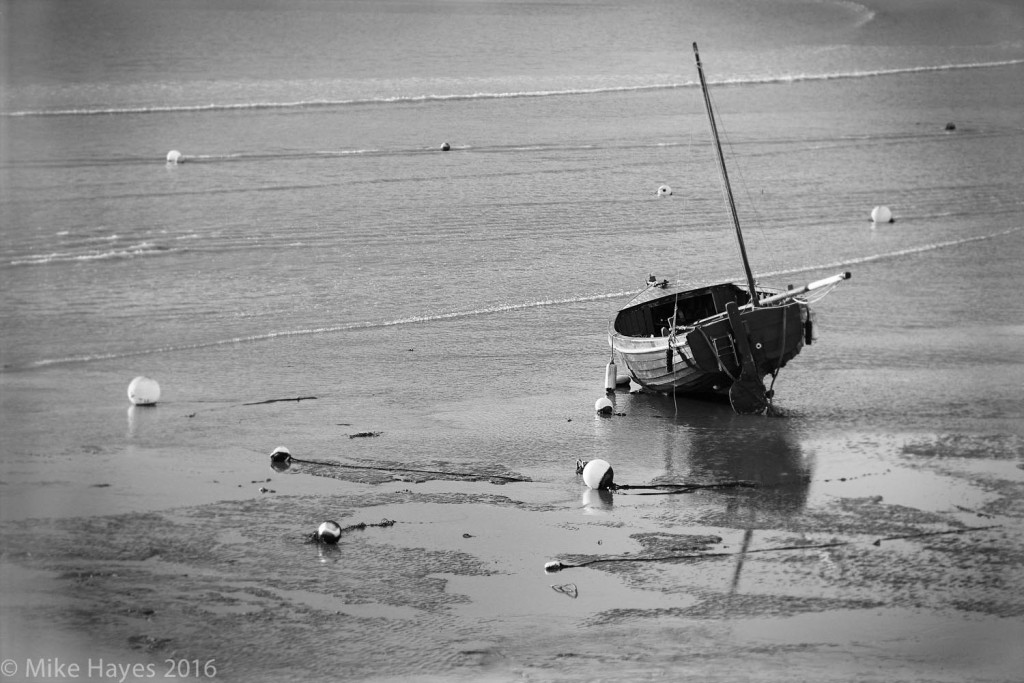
[2,415,1022,682]
[3,0,1024,679]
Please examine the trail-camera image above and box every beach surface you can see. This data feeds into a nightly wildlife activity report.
[3,0,1024,680]
[2,418,1023,682]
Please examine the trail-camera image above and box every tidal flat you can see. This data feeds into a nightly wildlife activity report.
[2,421,1022,682]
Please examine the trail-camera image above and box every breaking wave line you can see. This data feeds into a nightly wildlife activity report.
[754,226,1023,281]
[5,59,1021,117]
[22,291,635,370]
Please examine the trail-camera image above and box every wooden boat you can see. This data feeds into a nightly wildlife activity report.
[608,43,850,414]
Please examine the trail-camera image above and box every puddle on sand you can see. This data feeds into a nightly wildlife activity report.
[0,442,351,521]
[803,434,1004,515]
[733,607,1024,678]
[441,564,697,621]
[0,561,164,667]
[267,588,427,621]
[352,499,697,620]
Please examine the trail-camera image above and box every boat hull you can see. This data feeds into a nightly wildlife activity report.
[610,282,811,400]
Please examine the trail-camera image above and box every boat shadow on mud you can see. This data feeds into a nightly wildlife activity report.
[608,388,813,518]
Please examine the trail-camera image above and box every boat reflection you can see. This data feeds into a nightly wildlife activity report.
[625,391,812,517]
[582,487,615,514]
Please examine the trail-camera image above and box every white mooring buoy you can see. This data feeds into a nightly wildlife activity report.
[604,361,618,392]
[582,458,615,490]
[166,150,183,164]
[870,205,893,223]
[595,396,614,415]
[127,376,161,405]
[657,184,672,196]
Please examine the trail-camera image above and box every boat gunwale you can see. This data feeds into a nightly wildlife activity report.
[611,280,797,341]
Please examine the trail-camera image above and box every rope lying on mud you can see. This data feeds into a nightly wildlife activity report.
[243,396,317,406]
[543,524,1003,573]
[608,481,758,495]
[276,453,532,483]
[306,518,397,544]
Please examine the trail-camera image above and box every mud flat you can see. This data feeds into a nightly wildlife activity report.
[1,430,1023,682]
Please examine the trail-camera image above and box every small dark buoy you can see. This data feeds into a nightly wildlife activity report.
[944,122,956,131]
[317,521,343,544]
[441,142,451,151]
[270,446,292,471]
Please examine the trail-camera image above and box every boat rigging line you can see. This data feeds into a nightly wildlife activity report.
[694,42,759,306]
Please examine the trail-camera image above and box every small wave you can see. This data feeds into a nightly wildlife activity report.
[754,226,1023,281]
[752,59,1024,86]
[9,243,179,266]
[176,148,384,164]
[1,85,690,117]
[20,291,636,370]
[817,0,876,28]
[6,58,1021,118]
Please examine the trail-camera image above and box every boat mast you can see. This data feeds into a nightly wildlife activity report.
[693,42,759,307]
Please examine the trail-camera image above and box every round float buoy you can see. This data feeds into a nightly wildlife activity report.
[595,396,614,415]
[270,446,292,471]
[944,122,956,131]
[657,184,672,196]
[870,205,893,223]
[317,521,343,544]
[582,458,615,490]
[441,142,451,151]
[127,376,161,405]
[166,150,182,164]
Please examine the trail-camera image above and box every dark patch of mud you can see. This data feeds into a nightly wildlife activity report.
[901,433,1023,460]
[594,594,886,624]
[0,490,541,681]
[3,455,1023,682]
[292,458,531,486]
[630,532,725,555]
[695,488,962,538]
[898,433,1024,519]
[553,492,1024,625]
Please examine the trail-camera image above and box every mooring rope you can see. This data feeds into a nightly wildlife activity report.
[608,481,758,495]
[544,525,1002,573]
[276,453,532,483]
[306,518,397,544]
